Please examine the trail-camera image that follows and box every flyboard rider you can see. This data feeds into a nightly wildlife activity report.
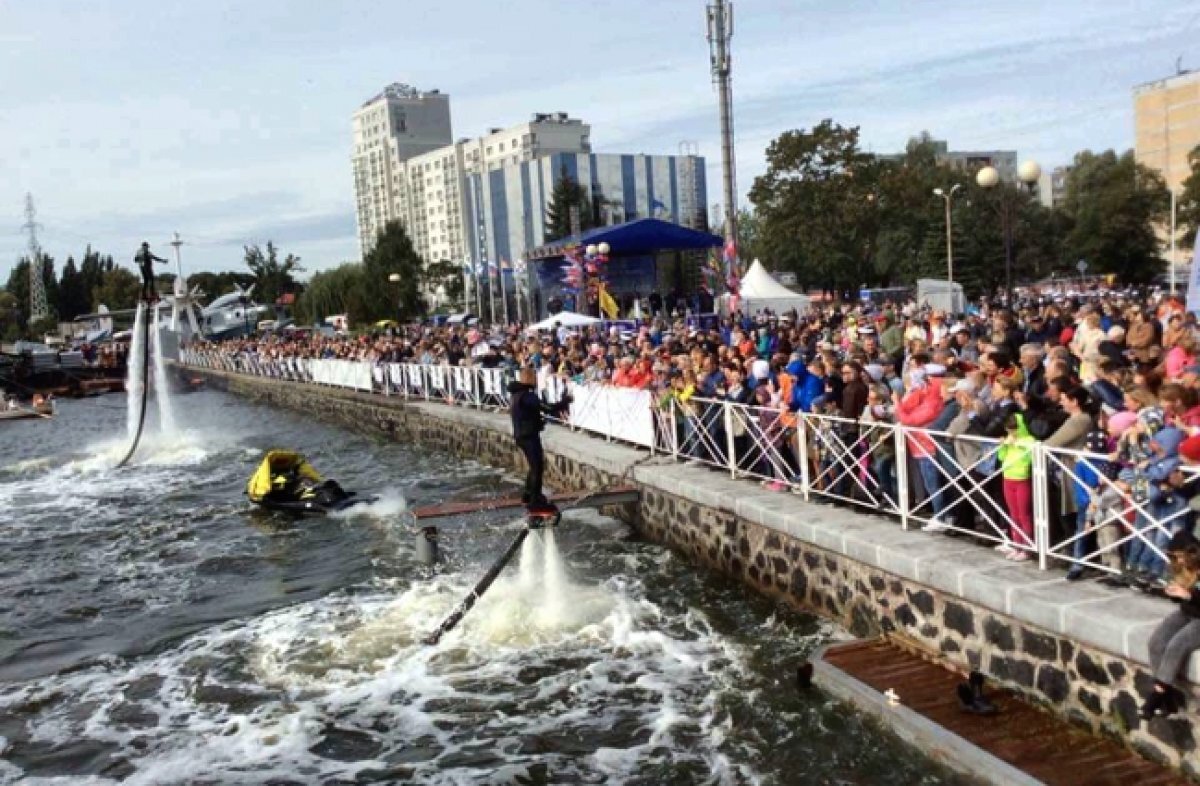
[135,242,168,302]
[507,366,572,515]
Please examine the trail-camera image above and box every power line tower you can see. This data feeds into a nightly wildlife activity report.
[21,193,49,323]
[706,0,737,247]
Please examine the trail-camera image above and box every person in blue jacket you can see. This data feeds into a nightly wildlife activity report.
[785,356,827,414]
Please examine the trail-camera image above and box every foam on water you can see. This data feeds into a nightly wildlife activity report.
[330,487,408,520]
[0,525,774,785]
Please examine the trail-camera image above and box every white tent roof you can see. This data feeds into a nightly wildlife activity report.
[735,259,811,314]
[740,260,803,299]
[525,311,602,333]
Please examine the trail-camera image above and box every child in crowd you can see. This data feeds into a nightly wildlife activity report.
[997,414,1037,561]
[1123,427,1187,587]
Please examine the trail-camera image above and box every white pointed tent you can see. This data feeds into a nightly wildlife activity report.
[726,259,811,315]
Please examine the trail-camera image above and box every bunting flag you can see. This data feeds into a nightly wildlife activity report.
[598,283,619,319]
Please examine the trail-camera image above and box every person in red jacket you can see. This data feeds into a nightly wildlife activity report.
[894,367,949,532]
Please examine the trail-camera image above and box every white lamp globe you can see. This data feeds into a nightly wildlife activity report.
[585,244,598,256]
[1018,160,1042,185]
[388,273,401,283]
[597,242,611,255]
[975,166,1000,189]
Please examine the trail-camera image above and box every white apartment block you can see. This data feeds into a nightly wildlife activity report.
[351,84,592,262]
[401,112,591,264]
[351,84,452,256]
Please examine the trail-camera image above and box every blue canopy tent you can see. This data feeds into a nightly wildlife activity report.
[526,218,722,320]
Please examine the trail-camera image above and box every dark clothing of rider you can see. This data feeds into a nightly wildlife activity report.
[135,243,167,301]
[508,379,571,508]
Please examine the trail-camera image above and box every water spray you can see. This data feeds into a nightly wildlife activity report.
[115,302,152,468]
[421,458,654,646]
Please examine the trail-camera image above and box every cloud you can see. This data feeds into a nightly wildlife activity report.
[2,0,1196,284]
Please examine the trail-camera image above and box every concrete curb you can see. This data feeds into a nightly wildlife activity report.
[811,643,1044,786]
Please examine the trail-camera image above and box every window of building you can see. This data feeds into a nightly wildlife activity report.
[486,146,493,155]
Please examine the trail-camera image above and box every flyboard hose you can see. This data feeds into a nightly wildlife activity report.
[115,302,152,469]
[422,453,658,646]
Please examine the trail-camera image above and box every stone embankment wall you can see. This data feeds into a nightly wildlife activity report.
[199,369,1200,778]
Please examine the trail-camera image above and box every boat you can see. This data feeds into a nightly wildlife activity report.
[246,450,373,514]
[0,395,53,421]
[0,409,48,421]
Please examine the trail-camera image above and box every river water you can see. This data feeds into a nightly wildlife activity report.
[0,391,965,785]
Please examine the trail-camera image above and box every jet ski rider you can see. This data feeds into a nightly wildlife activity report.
[508,366,572,511]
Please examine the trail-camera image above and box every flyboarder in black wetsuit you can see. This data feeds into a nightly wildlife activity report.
[508,366,572,512]
[135,241,167,302]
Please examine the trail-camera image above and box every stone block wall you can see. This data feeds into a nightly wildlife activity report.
[638,483,1199,776]
[195,369,1199,778]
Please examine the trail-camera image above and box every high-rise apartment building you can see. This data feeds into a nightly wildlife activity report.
[350,87,708,288]
[1135,69,1200,266]
[351,84,452,255]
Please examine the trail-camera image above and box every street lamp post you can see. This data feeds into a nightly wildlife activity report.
[388,273,401,321]
[932,184,961,284]
[976,161,1041,308]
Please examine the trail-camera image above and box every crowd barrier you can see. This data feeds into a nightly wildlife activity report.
[181,347,1197,579]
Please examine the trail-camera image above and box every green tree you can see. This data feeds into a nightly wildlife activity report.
[40,256,59,321]
[91,267,141,311]
[1059,149,1169,283]
[5,260,30,329]
[58,256,89,320]
[424,258,465,308]
[749,119,882,292]
[544,167,595,241]
[364,220,425,321]
[0,291,21,341]
[295,263,370,326]
[735,207,761,264]
[244,241,303,307]
[1179,142,1200,251]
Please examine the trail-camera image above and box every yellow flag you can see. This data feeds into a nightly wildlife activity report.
[598,284,619,319]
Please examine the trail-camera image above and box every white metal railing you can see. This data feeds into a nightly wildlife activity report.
[181,347,1196,578]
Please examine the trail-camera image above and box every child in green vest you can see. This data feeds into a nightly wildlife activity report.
[997,413,1037,561]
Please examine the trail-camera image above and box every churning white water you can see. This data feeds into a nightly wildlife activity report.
[0,394,961,785]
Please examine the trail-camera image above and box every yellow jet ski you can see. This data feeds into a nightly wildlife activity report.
[246,450,373,514]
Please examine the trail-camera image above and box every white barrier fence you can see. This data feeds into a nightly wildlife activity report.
[182,347,1197,579]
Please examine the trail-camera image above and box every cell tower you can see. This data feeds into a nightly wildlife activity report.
[706,0,737,246]
[21,194,49,323]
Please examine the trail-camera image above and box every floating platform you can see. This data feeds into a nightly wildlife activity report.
[812,638,1188,786]
[410,486,639,521]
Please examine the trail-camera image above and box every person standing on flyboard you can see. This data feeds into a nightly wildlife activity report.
[135,242,168,302]
[507,366,572,514]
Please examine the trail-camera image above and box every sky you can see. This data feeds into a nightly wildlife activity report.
[1,0,1198,284]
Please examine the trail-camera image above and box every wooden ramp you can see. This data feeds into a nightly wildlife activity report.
[410,486,639,521]
[814,639,1188,786]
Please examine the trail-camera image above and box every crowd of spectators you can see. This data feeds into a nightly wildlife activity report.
[190,286,1200,589]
